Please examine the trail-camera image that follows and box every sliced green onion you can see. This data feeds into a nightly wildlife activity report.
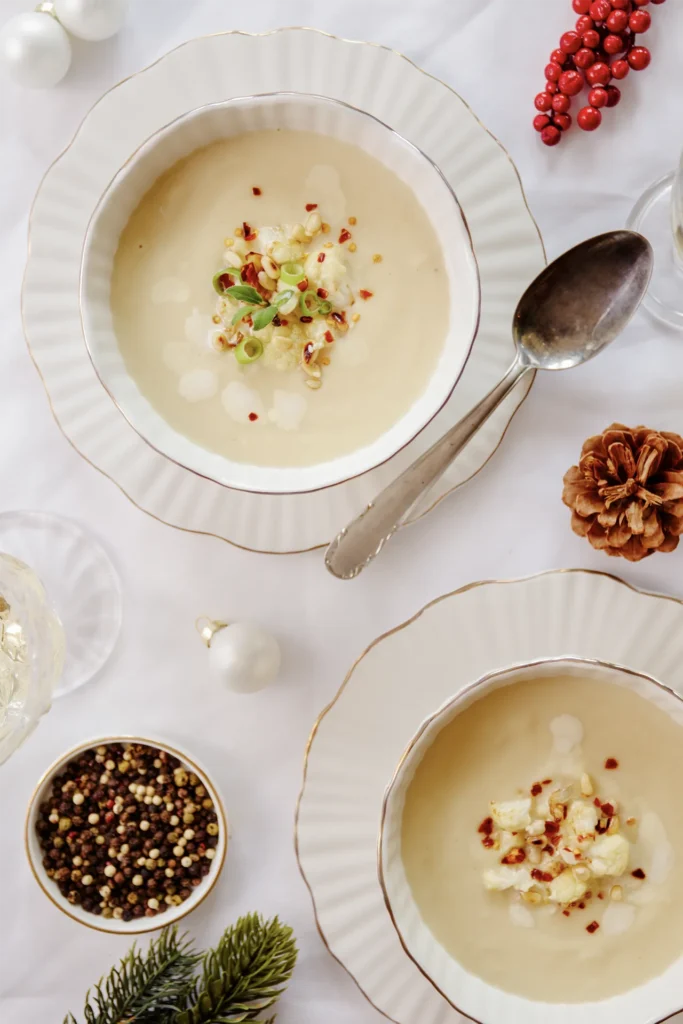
[234,337,264,364]
[317,300,332,315]
[299,289,328,316]
[279,262,305,286]
[213,268,241,295]
[273,288,295,308]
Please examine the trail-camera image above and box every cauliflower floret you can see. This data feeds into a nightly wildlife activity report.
[262,330,299,372]
[588,834,630,877]
[483,866,534,892]
[567,800,599,838]
[303,245,353,308]
[548,869,588,904]
[490,798,532,832]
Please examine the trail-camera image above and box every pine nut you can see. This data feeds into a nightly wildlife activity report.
[258,270,276,291]
[522,891,542,904]
[580,773,594,797]
[278,294,297,315]
[610,885,623,901]
[607,815,620,834]
[223,250,242,269]
[305,211,322,236]
[290,223,307,243]
[262,255,280,279]
[305,378,321,390]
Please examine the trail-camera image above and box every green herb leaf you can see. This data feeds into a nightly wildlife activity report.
[231,305,258,326]
[224,285,265,306]
[251,305,279,331]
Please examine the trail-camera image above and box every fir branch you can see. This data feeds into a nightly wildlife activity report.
[64,926,199,1024]
[175,914,298,1024]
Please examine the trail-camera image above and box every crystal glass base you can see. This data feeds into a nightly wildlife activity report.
[0,512,122,697]
[627,171,683,330]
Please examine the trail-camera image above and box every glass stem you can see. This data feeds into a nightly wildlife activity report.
[672,148,683,272]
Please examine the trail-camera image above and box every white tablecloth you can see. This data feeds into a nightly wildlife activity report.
[2,2,683,1021]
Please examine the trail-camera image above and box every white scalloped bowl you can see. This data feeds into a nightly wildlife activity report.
[379,658,683,1024]
[80,92,480,495]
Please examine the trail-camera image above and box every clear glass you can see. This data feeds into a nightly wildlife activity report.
[0,512,122,697]
[0,554,65,765]
[627,149,683,329]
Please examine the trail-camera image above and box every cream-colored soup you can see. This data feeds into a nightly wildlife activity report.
[401,675,683,1003]
[111,130,449,468]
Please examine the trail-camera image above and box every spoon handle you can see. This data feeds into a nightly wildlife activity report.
[325,357,529,579]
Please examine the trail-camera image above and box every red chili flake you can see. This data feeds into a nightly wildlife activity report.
[632,868,646,879]
[501,848,526,865]
[594,797,602,807]
[217,272,234,292]
[477,817,494,836]
[338,228,352,244]
[531,868,554,883]
[272,315,281,327]
[595,818,611,835]
[482,836,495,848]
[300,315,313,324]
[330,310,346,325]
[562,910,571,917]
[243,221,257,241]
[578,902,585,909]
[605,758,619,770]
[252,186,262,196]
[305,203,318,211]
[550,834,561,846]
[359,289,374,300]
[248,412,258,422]
[279,318,288,326]
[544,821,560,835]
[317,287,328,299]
[597,892,604,900]
[543,844,554,855]
[297,279,309,292]
[542,778,553,785]
[324,330,334,344]
[586,921,600,934]
[243,262,261,292]
[317,252,326,263]
[601,802,615,816]
[244,315,253,327]
[531,783,543,796]
[303,343,314,363]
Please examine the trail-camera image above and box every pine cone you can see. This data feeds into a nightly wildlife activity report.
[562,423,683,562]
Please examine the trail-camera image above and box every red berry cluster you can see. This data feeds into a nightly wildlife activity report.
[534,0,664,146]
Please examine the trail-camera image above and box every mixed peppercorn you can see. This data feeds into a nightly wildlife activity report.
[35,742,220,922]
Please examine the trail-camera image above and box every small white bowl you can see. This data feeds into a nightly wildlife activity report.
[25,735,227,934]
[379,658,683,1024]
[80,91,480,495]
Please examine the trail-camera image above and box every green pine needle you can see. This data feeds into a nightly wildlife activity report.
[63,926,200,1024]
[175,914,298,1024]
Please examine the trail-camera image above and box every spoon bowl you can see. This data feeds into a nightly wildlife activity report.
[326,230,653,579]
[515,230,653,370]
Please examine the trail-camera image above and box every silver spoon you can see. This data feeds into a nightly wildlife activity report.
[325,230,653,580]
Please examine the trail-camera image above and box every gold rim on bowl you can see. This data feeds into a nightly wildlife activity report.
[25,734,228,935]
[22,27,545,553]
[377,655,683,1024]
[78,90,482,497]
[294,569,683,1023]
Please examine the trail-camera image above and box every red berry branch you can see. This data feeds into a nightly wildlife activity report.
[534,0,665,146]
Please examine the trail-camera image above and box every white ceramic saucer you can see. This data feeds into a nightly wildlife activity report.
[296,569,683,1024]
[23,28,545,554]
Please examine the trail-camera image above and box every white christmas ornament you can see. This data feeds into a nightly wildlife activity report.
[0,11,71,89]
[197,619,281,694]
[53,0,128,41]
